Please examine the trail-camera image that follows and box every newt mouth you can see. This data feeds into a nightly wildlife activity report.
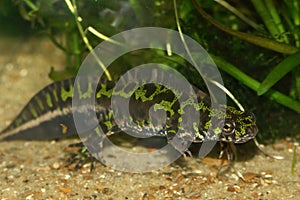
[234,125,258,144]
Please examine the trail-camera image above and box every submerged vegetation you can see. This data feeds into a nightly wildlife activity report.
[1,0,299,142]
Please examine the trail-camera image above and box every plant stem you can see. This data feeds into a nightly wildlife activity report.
[65,0,112,80]
[264,0,289,43]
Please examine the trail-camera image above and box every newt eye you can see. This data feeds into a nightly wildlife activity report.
[222,120,235,135]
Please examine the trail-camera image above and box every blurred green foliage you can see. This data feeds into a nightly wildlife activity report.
[0,0,31,35]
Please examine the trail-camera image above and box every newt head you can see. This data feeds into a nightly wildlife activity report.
[220,107,258,143]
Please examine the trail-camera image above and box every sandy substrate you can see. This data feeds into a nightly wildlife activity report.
[0,37,299,200]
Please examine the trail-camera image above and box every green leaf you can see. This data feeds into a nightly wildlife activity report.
[257,51,300,95]
[211,55,300,113]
